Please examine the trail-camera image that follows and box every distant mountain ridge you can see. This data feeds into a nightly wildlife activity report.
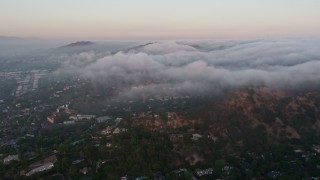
[62,41,95,48]
[124,41,198,54]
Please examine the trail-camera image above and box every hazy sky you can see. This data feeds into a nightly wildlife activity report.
[1,0,320,39]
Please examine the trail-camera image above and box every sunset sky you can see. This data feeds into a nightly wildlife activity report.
[1,0,320,39]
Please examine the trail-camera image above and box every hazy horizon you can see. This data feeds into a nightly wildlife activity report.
[1,0,320,39]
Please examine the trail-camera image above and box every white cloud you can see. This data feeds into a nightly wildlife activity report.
[55,39,320,98]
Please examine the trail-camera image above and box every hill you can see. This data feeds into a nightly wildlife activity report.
[112,87,320,178]
[133,87,320,150]
[203,87,319,138]
[61,41,95,48]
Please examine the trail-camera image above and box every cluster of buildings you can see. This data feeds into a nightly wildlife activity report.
[2,153,57,177]
[0,70,48,97]
[195,168,214,177]
[191,133,203,141]
[69,114,96,122]
[47,104,96,124]
[20,154,57,177]
[47,104,73,123]
[26,162,54,176]
[3,154,20,164]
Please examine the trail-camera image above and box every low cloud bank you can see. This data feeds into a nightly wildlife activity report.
[55,39,320,98]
